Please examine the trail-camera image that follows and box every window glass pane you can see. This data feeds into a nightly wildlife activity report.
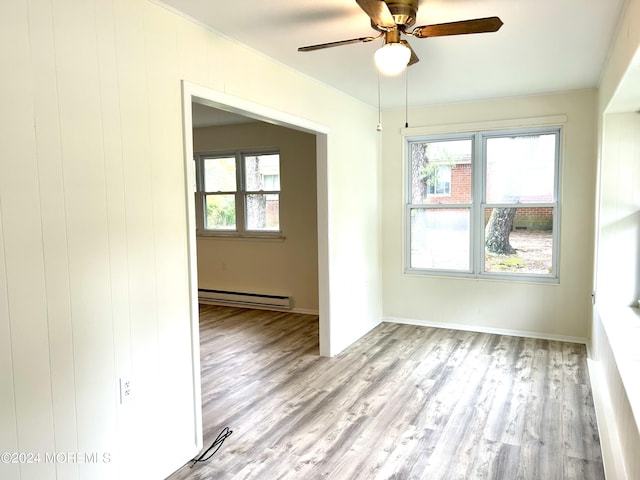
[263,174,280,191]
[484,207,553,274]
[410,208,470,270]
[205,194,236,230]
[410,139,472,204]
[246,194,279,231]
[244,154,280,191]
[204,157,236,192]
[485,134,556,204]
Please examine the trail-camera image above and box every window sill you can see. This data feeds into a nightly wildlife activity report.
[196,232,285,242]
[403,268,559,285]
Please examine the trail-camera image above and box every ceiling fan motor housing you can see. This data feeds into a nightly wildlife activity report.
[384,0,418,29]
[384,29,401,44]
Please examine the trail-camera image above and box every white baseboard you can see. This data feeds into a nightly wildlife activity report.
[198,300,318,316]
[291,307,320,316]
[382,316,587,344]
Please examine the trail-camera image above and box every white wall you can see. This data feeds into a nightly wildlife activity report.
[193,122,319,313]
[590,0,640,478]
[381,89,598,340]
[0,0,380,478]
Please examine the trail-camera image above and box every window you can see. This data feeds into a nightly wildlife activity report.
[195,150,281,236]
[406,128,560,281]
[426,165,451,195]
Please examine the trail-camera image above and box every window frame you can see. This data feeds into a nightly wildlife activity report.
[404,126,562,283]
[194,148,282,238]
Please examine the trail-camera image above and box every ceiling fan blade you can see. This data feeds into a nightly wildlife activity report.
[356,0,396,29]
[298,35,379,52]
[401,40,419,66]
[411,16,503,39]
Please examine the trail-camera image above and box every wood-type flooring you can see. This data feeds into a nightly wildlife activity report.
[166,305,604,480]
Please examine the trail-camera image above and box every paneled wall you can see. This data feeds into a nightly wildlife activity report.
[596,113,640,306]
[591,0,640,477]
[592,110,640,479]
[592,308,640,479]
[0,0,380,478]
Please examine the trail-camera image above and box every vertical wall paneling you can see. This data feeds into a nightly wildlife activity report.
[597,113,640,305]
[0,1,57,479]
[51,0,117,477]
[27,0,79,478]
[592,310,640,479]
[0,6,18,479]
[113,0,160,475]
[93,0,134,476]
[174,15,222,93]
[593,0,640,469]
[0,204,20,480]
[1,0,383,477]
[143,3,196,471]
[593,112,640,479]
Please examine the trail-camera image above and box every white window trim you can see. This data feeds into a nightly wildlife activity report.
[401,115,567,137]
[403,119,564,284]
[195,148,283,238]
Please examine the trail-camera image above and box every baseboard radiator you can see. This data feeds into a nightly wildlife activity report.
[198,289,292,309]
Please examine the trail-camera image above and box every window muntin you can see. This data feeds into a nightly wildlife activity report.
[406,128,560,281]
[196,150,281,236]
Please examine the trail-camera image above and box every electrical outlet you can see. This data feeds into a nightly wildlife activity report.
[119,376,132,404]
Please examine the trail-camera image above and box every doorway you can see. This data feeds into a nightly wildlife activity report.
[190,104,319,313]
[180,80,330,446]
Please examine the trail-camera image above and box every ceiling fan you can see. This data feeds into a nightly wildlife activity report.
[298,0,503,75]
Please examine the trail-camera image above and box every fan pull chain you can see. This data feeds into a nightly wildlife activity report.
[405,67,409,128]
[376,70,383,132]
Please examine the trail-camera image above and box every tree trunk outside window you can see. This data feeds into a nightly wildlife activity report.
[246,157,266,228]
[485,207,517,254]
[411,144,430,201]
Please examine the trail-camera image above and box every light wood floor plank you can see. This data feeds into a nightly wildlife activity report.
[166,306,604,480]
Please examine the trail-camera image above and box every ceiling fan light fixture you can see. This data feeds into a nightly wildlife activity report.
[374,42,411,76]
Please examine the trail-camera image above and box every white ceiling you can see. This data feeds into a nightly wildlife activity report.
[162,0,626,110]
